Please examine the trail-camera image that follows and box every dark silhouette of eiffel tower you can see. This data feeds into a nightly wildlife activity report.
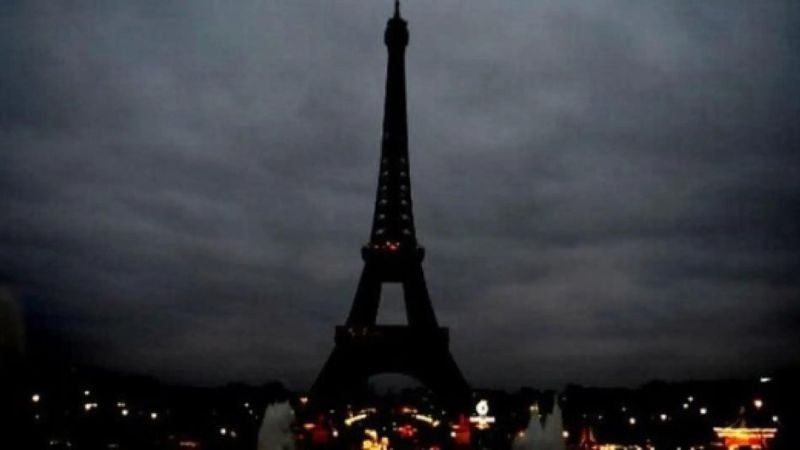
[309,1,471,412]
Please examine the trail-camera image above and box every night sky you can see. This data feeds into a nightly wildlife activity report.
[1,0,798,389]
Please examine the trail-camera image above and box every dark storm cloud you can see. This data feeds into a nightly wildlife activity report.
[1,0,798,388]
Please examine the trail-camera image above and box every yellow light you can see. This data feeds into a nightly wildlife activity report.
[469,415,496,429]
[302,423,315,430]
[713,426,777,439]
[345,413,368,426]
[414,414,434,424]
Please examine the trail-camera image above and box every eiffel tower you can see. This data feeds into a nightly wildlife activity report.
[309,2,471,412]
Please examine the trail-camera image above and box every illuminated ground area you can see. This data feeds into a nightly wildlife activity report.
[16,365,791,450]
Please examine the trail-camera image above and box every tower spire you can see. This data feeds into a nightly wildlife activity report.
[369,0,415,254]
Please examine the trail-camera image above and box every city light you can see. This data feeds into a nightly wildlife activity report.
[345,413,368,426]
[469,399,496,429]
[32,394,41,403]
[84,390,91,397]
[84,402,98,412]
[713,427,777,440]
[687,396,694,402]
[753,399,763,409]
[219,427,227,436]
[760,377,772,383]
[628,417,636,425]
[150,412,158,420]
[772,415,779,423]
[660,413,668,421]
[562,430,569,439]
[121,409,129,417]
[683,403,689,409]
[699,407,707,415]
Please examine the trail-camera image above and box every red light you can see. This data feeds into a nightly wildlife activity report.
[451,414,471,446]
[396,424,417,439]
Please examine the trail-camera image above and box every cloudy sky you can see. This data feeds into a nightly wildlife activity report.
[1,0,798,389]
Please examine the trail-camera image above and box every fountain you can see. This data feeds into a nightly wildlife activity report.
[257,401,296,450]
[513,395,565,450]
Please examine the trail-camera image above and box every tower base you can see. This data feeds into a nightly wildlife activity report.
[310,325,471,414]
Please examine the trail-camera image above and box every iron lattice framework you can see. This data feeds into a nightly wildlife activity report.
[310,3,470,413]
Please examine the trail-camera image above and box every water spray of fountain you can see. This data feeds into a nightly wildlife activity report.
[257,401,296,450]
